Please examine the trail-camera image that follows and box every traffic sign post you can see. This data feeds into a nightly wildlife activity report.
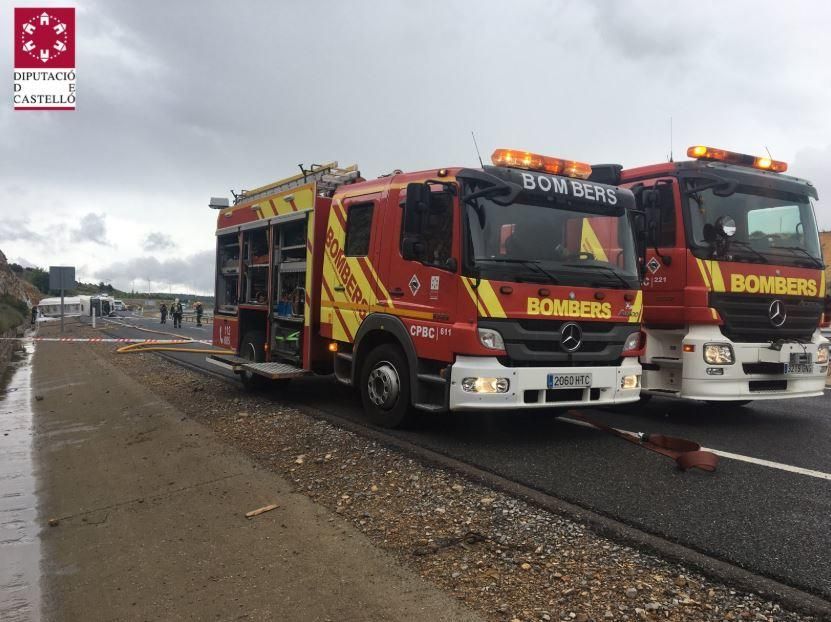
[49,266,75,333]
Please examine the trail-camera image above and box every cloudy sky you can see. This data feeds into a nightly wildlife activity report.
[2,0,831,294]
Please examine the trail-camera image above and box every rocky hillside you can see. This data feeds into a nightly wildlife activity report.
[0,249,42,308]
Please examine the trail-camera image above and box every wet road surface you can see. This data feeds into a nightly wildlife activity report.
[0,343,40,622]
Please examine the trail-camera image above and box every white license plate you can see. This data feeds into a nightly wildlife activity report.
[547,373,592,389]
[786,364,812,374]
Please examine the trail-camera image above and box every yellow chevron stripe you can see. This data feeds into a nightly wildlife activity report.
[705,260,725,292]
[362,257,393,304]
[710,308,719,320]
[695,258,711,290]
[628,290,643,323]
[461,277,489,317]
[321,255,356,341]
[321,300,433,320]
[476,279,507,318]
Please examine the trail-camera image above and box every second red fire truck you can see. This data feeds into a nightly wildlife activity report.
[591,145,829,405]
[208,151,645,427]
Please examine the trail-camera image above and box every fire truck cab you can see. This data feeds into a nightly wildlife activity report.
[597,146,829,404]
[210,152,644,427]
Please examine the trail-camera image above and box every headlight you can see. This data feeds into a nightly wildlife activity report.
[478,328,505,350]
[461,377,510,393]
[703,343,734,365]
[817,345,828,365]
[622,331,643,354]
[620,374,640,389]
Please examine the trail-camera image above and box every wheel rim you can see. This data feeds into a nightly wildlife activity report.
[367,361,400,410]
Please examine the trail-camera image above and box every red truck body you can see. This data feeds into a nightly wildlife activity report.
[211,154,645,426]
[605,147,829,402]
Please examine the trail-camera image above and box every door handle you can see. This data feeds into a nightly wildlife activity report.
[389,288,405,297]
[334,284,345,292]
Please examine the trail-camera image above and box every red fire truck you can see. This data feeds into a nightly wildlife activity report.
[591,145,828,404]
[208,151,645,427]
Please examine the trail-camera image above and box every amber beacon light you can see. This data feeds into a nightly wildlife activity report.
[687,145,787,173]
[491,149,592,179]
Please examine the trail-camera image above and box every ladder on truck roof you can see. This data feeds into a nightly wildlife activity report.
[237,162,360,204]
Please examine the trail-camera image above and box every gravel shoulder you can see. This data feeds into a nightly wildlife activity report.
[39,321,827,622]
[31,325,482,622]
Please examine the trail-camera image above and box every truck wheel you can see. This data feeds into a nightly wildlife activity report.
[360,344,413,429]
[240,330,266,391]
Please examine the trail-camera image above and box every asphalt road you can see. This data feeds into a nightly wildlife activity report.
[102,314,831,600]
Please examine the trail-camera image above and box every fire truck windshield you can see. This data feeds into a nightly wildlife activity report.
[464,194,640,289]
[684,178,823,268]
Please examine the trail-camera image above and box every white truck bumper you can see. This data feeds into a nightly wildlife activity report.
[448,356,641,411]
[678,326,828,401]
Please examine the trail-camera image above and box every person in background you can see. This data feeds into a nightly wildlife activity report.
[31,305,38,325]
[160,302,168,324]
[172,299,184,328]
[195,301,204,327]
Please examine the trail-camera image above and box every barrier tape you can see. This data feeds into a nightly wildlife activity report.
[0,337,213,344]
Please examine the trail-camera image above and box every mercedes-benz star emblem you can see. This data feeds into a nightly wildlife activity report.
[560,322,583,352]
[768,299,787,327]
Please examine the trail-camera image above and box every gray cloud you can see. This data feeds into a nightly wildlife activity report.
[14,257,38,269]
[144,232,175,251]
[792,144,831,230]
[96,249,214,293]
[2,0,831,283]
[0,219,43,243]
[71,213,108,245]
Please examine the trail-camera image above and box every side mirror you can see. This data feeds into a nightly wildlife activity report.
[404,183,430,235]
[631,213,647,270]
[444,257,458,272]
[641,188,661,246]
[402,236,425,261]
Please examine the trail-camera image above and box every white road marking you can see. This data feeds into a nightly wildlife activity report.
[559,416,831,482]
[700,448,831,481]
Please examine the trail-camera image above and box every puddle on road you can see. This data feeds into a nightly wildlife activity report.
[0,342,41,621]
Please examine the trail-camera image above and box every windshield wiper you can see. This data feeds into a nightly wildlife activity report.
[562,263,632,289]
[769,245,824,269]
[723,239,768,264]
[477,258,559,284]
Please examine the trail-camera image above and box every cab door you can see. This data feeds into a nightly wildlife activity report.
[375,182,460,362]
[322,191,384,344]
[633,178,687,321]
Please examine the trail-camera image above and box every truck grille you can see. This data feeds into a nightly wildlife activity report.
[709,293,822,343]
[478,318,634,367]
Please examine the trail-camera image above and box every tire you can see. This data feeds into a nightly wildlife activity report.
[360,344,414,429]
[638,393,653,403]
[240,330,266,391]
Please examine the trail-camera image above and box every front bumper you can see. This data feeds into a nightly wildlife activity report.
[448,356,641,411]
[678,327,828,401]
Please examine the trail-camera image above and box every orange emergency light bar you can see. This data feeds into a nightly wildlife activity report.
[491,149,592,179]
[687,145,788,173]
